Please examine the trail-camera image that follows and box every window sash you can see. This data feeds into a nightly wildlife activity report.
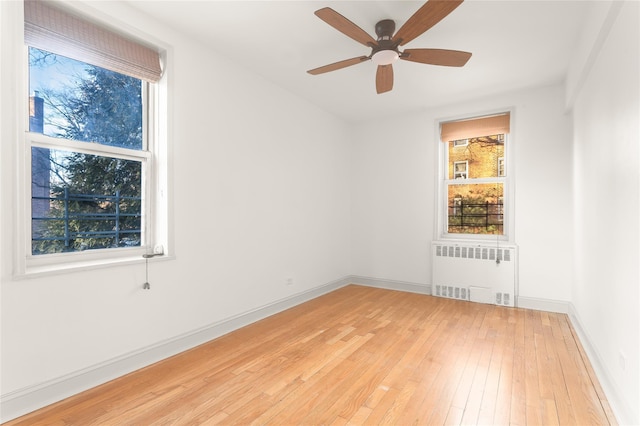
[28,132,151,162]
[445,181,506,235]
[26,132,151,255]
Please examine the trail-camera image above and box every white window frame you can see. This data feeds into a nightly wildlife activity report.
[436,111,514,243]
[10,2,171,276]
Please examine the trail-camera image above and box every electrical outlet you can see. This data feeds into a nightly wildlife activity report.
[285,277,293,286]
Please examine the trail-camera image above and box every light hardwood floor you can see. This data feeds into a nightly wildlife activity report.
[4,285,616,425]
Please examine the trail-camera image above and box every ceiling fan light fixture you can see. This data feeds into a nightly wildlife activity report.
[371,50,399,66]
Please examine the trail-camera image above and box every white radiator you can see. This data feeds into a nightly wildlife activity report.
[432,242,517,307]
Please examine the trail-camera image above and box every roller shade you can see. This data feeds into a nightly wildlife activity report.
[24,0,162,82]
[441,113,510,142]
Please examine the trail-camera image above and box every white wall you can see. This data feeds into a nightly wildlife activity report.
[0,1,351,420]
[350,84,574,303]
[350,111,434,285]
[570,1,639,424]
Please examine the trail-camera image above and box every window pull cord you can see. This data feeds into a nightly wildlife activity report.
[142,253,162,290]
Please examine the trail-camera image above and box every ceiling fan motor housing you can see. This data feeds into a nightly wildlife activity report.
[375,19,396,40]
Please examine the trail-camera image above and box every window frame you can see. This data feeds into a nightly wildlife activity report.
[436,111,515,243]
[13,2,170,276]
[453,161,468,179]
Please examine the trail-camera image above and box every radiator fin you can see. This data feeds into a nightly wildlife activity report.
[434,284,469,301]
[435,243,513,262]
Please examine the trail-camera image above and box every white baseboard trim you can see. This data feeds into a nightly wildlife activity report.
[348,275,431,295]
[516,295,570,313]
[568,303,637,426]
[0,276,351,423]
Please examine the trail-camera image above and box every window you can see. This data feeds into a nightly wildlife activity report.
[439,113,511,239]
[453,161,468,179]
[453,139,468,147]
[22,0,165,270]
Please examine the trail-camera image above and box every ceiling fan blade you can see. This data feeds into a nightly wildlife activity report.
[401,48,471,67]
[376,65,394,94]
[307,56,370,75]
[315,7,377,47]
[393,0,464,46]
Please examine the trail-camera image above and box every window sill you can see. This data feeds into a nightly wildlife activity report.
[16,249,174,280]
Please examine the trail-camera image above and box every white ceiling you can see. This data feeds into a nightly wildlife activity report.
[126,0,591,123]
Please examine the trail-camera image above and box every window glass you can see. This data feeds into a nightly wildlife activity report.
[29,47,143,149]
[447,182,504,235]
[31,148,142,254]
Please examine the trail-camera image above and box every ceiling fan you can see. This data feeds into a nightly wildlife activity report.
[307,0,471,94]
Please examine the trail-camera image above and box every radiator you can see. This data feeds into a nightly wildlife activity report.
[432,242,517,307]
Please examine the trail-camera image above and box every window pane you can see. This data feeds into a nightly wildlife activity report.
[447,183,504,235]
[28,47,143,150]
[453,161,468,179]
[448,134,504,179]
[32,147,142,254]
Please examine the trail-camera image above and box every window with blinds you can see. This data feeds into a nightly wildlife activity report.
[23,0,165,262]
[439,112,511,238]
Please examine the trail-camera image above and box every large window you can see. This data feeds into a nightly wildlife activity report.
[438,113,511,239]
[22,0,165,269]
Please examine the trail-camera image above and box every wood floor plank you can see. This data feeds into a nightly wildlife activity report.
[4,285,614,426]
[492,307,515,425]
[524,310,546,426]
[510,309,528,425]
